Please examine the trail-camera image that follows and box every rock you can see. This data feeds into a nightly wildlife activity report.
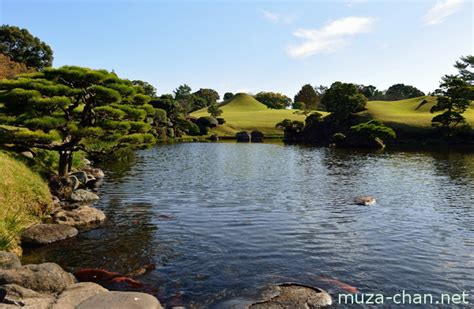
[69,189,99,203]
[52,195,61,207]
[83,158,92,166]
[66,175,81,191]
[82,167,105,179]
[251,130,264,143]
[49,176,75,200]
[21,224,78,246]
[354,196,376,206]
[69,171,95,186]
[19,151,34,159]
[209,134,219,142]
[0,263,76,294]
[76,291,162,309]
[52,206,106,231]
[249,284,332,308]
[0,252,21,270]
[53,282,108,309]
[236,131,251,143]
[0,284,55,308]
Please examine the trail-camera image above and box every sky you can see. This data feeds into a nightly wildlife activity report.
[0,0,472,98]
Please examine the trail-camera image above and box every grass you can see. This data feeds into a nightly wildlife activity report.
[193,94,474,138]
[192,93,314,137]
[360,96,474,133]
[0,151,52,252]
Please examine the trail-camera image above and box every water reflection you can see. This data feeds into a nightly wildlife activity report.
[23,143,474,308]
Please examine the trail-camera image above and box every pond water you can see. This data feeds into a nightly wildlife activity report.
[23,143,474,308]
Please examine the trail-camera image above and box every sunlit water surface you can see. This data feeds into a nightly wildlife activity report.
[23,143,474,308]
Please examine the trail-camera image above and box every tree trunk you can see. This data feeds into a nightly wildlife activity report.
[67,151,73,173]
[58,150,71,176]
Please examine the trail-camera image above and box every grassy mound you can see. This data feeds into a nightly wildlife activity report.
[193,94,474,138]
[192,93,312,136]
[0,151,52,252]
[362,96,474,132]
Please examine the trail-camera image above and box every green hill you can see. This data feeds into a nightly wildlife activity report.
[192,93,312,136]
[361,96,474,132]
[192,94,474,138]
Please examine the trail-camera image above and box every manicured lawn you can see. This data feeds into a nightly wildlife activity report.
[362,96,474,131]
[192,93,317,136]
[193,94,474,137]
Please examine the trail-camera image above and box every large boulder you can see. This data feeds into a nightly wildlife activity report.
[0,263,76,294]
[209,134,219,142]
[76,291,162,309]
[236,131,251,143]
[21,224,78,246]
[0,284,55,308]
[69,189,99,204]
[53,282,108,309]
[249,283,332,308]
[52,206,106,231]
[0,252,21,270]
[251,130,264,143]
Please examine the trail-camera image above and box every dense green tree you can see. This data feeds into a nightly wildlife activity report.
[150,94,182,119]
[207,103,223,118]
[357,84,382,99]
[385,83,425,100]
[0,25,53,70]
[321,82,367,120]
[292,101,306,110]
[294,84,320,110]
[223,92,234,100]
[172,84,207,113]
[173,84,192,99]
[194,88,220,107]
[431,75,472,136]
[255,92,292,109]
[0,66,156,175]
[132,80,157,98]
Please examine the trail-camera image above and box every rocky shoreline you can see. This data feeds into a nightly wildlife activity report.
[1,160,335,308]
[0,251,162,308]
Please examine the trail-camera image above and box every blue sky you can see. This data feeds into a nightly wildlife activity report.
[0,0,472,98]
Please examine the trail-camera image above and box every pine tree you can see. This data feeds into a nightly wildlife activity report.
[0,66,157,175]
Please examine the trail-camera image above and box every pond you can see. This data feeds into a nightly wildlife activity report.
[22,143,474,308]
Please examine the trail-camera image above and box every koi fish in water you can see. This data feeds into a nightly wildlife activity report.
[74,264,155,289]
[74,268,121,282]
[316,276,358,293]
[108,276,144,288]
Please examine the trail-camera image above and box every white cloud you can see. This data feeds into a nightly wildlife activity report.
[286,16,375,58]
[261,9,279,23]
[260,9,297,24]
[423,0,464,26]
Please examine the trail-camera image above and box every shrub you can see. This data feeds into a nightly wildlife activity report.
[188,122,201,136]
[199,125,210,135]
[217,117,226,125]
[292,101,306,110]
[196,116,218,128]
[349,120,396,143]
